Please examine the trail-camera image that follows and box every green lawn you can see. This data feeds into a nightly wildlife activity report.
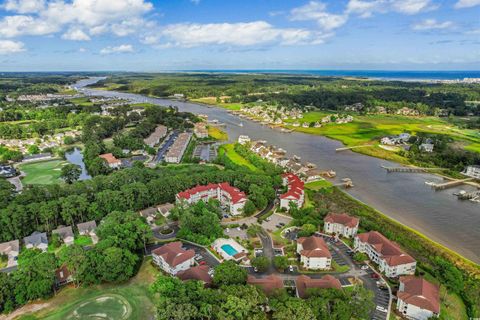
[207,126,228,140]
[190,97,243,111]
[218,144,258,171]
[19,160,67,185]
[305,180,333,190]
[74,235,93,246]
[19,258,157,320]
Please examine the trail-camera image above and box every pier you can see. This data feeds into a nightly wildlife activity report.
[429,178,475,190]
[336,145,371,152]
[381,166,442,173]
[457,190,480,200]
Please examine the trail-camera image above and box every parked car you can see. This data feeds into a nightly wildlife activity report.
[371,273,380,279]
[376,306,388,313]
[199,261,207,265]
[361,265,369,270]
[289,265,294,272]
[254,267,258,273]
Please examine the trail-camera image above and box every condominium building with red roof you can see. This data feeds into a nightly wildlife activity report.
[296,236,332,270]
[152,241,195,275]
[397,276,440,320]
[323,213,360,238]
[354,231,416,278]
[280,173,304,210]
[247,275,284,295]
[176,182,247,215]
[296,275,341,298]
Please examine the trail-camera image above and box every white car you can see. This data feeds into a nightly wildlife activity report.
[376,306,388,313]
[288,265,294,272]
[361,265,369,270]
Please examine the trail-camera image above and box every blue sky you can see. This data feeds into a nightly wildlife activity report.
[0,0,478,71]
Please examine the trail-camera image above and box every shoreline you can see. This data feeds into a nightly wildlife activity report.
[77,82,480,264]
[190,98,480,184]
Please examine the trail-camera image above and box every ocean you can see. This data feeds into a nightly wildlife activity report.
[184,69,480,81]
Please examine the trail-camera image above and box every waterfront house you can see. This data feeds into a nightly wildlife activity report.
[354,231,416,278]
[463,165,480,179]
[99,153,122,169]
[280,173,304,210]
[247,275,284,295]
[176,182,247,216]
[323,213,359,238]
[24,231,48,252]
[296,275,341,298]
[52,226,74,246]
[152,241,195,275]
[297,236,332,270]
[177,265,212,286]
[238,135,251,145]
[397,276,440,320]
[419,143,434,153]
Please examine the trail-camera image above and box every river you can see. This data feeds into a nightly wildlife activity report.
[73,77,480,264]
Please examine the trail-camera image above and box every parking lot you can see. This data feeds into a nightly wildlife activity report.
[193,142,218,162]
[260,213,292,232]
[224,225,248,240]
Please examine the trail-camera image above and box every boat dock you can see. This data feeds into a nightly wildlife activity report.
[381,166,441,173]
[429,178,475,190]
[457,190,480,200]
[336,145,371,152]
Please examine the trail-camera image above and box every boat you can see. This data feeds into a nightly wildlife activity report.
[239,122,243,127]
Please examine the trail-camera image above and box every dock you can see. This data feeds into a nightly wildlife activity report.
[381,166,441,173]
[429,178,475,190]
[457,190,480,200]
[336,145,371,152]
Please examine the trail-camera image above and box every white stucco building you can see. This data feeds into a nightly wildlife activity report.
[463,165,480,179]
[323,213,359,238]
[354,231,416,278]
[280,173,304,210]
[397,276,440,320]
[152,241,195,275]
[176,182,247,216]
[297,236,332,270]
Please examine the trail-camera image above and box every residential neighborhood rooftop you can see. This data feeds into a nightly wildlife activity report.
[357,231,415,267]
[398,276,440,314]
[324,213,359,228]
[152,241,195,268]
[296,275,342,298]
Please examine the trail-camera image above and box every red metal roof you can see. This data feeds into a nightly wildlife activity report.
[357,231,415,266]
[176,182,247,204]
[398,276,440,314]
[152,241,195,268]
[324,213,359,228]
[296,275,341,298]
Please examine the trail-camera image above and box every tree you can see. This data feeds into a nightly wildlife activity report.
[251,256,270,273]
[60,164,82,184]
[353,252,368,263]
[273,256,289,271]
[271,295,315,320]
[243,200,256,216]
[27,144,40,154]
[298,224,316,237]
[96,211,152,252]
[213,261,247,286]
[50,233,62,249]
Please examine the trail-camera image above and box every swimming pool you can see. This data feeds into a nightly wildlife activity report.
[221,244,239,256]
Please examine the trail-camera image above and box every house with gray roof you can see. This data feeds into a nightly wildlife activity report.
[24,231,48,252]
[77,221,98,244]
[52,226,74,246]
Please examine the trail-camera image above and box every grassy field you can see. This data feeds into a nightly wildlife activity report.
[305,180,333,190]
[218,144,258,171]
[190,97,243,111]
[74,235,93,246]
[19,160,68,185]
[18,258,157,320]
[207,126,228,140]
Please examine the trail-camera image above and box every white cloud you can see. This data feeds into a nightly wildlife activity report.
[3,0,45,13]
[290,1,347,31]
[152,21,327,47]
[392,0,437,14]
[62,28,90,41]
[144,21,332,48]
[0,0,153,40]
[100,44,134,54]
[454,0,480,8]
[412,19,454,30]
[346,0,437,17]
[0,40,25,54]
[0,15,59,38]
[190,0,200,4]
